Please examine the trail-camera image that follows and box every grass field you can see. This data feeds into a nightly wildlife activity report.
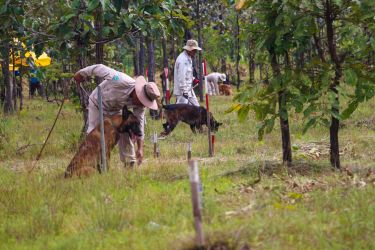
[1,91,375,249]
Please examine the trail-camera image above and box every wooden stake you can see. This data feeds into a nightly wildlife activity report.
[153,132,158,158]
[211,133,215,156]
[189,160,205,247]
[187,142,192,161]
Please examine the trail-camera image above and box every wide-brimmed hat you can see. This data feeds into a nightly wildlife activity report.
[183,39,202,51]
[135,76,161,110]
[219,74,226,81]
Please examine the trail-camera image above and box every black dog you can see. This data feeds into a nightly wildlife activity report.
[160,104,222,136]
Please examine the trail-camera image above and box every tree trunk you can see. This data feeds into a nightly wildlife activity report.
[219,5,227,74]
[235,11,241,89]
[161,36,168,100]
[19,58,23,110]
[11,46,17,111]
[139,34,145,76]
[170,36,176,62]
[270,49,292,164]
[184,29,192,44]
[220,59,227,74]
[259,63,263,83]
[325,0,341,169]
[2,42,14,114]
[313,33,326,63]
[196,0,204,101]
[133,39,140,76]
[76,0,89,136]
[95,8,104,65]
[248,37,255,84]
[147,36,159,119]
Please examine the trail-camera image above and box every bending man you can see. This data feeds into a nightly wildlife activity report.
[206,72,226,96]
[74,64,160,167]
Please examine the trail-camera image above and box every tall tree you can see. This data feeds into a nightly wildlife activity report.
[1,42,13,114]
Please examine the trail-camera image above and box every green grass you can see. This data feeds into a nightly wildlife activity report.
[0,93,375,249]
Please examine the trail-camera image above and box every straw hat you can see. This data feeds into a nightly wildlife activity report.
[183,39,202,51]
[134,76,161,110]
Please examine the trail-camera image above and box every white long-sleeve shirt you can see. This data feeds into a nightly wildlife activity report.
[173,51,194,96]
[206,72,226,85]
[78,64,145,139]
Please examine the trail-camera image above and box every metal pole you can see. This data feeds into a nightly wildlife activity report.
[203,60,213,157]
[189,160,205,247]
[98,86,107,172]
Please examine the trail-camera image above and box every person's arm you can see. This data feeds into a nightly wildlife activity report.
[74,64,116,84]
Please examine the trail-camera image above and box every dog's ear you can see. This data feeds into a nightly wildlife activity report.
[122,105,130,120]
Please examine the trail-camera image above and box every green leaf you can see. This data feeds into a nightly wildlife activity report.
[238,105,250,122]
[265,117,275,134]
[225,103,242,114]
[103,26,111,36]
[341,101,358,119]
[256,123,265,141]
[88,0,100,12]
[344,69,358,86]
[63,13,76,22]
[303,117,316,134]
[294,100,303,113]
[303,104,316,117]
[0,4,7,15]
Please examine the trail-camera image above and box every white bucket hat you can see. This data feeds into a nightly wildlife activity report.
[219,74,226,81]
[183,39,202,51]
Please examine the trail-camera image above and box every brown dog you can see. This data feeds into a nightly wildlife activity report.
[64,106,141,178]
[160,104,222,136]
[219,84,232,96]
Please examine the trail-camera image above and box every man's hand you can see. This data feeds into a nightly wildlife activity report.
[182,92,189,99]
[74,73,84,84]
[193,78,200,86]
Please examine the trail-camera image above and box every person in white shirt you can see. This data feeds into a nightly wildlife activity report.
[173,39,202,106]
[206,72,226,95]
[74,64,160,167]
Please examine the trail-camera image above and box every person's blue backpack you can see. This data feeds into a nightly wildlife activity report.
[30,77,40,85]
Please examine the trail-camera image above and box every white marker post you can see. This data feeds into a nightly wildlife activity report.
[189,160,205,247]
[164,67,170,104]
[97,86,107,173]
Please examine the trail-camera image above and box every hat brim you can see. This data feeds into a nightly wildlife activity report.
[183,45,202,51]
[135,76,158,110]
